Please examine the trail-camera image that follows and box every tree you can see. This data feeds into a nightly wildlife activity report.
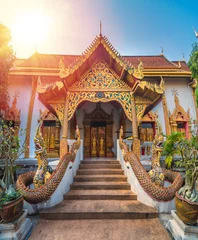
[0,24,16,113]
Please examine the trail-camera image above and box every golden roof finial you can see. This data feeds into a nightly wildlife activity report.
[182,53,185,61]
[99,20,102,37]
[160,46,164,55]
[193,26,198,38]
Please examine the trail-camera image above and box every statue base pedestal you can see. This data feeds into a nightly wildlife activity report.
[166,210,198,240]
[0,209,33,240]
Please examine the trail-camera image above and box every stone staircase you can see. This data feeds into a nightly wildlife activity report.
[30,159,170,240]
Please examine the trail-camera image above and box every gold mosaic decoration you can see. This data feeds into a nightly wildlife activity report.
[138,77,164,94]
[37,76,64,94]
[67,91,132,121]
[70,61,131,91]
[59,35,144,80]
[51,103,64,124]
[136,104,147,121]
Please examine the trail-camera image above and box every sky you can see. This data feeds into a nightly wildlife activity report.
[0,0,198,61]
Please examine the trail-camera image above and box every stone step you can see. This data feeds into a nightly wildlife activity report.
[30,219,171,240]
[70,182,131,190]
[82,160,120,164]
[79,164,121,169]
[77,169,124,175]
[40,200,158,220]
[74,175,127,182]
[64,190,137,200]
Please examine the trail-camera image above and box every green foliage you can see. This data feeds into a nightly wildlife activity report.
[163,124,198,201]
[162,132,184,168]
[0,23,16,111]
[188,42,198,80]
[0,120,27,190]
[0,187,21,206]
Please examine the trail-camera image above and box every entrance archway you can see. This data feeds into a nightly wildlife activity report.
[83,102,114,158]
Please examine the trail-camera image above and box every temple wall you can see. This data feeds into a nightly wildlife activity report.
[75,102,120,156]
[164,78,196,121]
[8,78,32,157]
[152,101,166,134]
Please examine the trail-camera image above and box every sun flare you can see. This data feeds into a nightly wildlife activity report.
[11,11,52,52]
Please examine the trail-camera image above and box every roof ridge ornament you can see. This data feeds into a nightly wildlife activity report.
[99,21,102,37]
[133,60,144,79]
[59,57,70,78]
[193,26,198,38]
[160,46,164,55]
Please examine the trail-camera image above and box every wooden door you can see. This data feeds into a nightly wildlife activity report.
[91,126,105,157]
[43,123,57,157]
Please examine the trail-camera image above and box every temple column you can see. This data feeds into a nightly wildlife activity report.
[131,93,140,158]
[60,92,70,158]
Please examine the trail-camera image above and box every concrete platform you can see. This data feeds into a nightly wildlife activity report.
[29,218,170,240]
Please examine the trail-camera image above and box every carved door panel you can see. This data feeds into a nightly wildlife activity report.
[91,126,105,157]
[43,126,56,157]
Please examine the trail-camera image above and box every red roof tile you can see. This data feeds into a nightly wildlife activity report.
[124,55,178,69]
[172,61,190,71]
[16,53,190,71]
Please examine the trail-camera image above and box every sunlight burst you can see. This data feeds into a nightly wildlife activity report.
[11,11,52,50]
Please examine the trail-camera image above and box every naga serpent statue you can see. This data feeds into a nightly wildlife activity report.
[148,116,165,186]
[33,120,52,189]
[119,126,183,202]
[16,126,81,204]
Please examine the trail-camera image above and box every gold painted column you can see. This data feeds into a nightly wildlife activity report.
[131,93,140,158]
[162,94,171,135]
[60,92,70,159]
[25,78,37,158]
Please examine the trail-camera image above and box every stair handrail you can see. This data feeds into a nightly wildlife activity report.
[16,126,81,204]
[118,126,183,202]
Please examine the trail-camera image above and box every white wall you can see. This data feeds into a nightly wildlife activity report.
[165,77,196,121]
[8,78,32,158]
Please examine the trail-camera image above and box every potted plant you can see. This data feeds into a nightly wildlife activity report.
[0,120,27,222]
[163,129,198,225]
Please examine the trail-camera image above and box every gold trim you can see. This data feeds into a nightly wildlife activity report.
[25,78,37,158]
[162,95,171,135]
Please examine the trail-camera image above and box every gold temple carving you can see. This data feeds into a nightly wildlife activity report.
[138,77,164,94]
[169,92,191,137]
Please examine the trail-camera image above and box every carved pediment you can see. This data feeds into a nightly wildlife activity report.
[84,103,113,121]
[70,61,131,91]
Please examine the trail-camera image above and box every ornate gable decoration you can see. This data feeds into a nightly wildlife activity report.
[84,102,113,121]
[59,35,144,80]
[5,94,20,123]
[70,61,131,91]
[170,92,189,122]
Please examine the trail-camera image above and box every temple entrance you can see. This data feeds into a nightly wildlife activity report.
[91,122,106,157]
[83,103,114,158]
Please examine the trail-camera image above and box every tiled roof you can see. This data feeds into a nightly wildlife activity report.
[17,53,77,68]
[172,61,190,71]
[124,55,179,69]
[16,52,190,71]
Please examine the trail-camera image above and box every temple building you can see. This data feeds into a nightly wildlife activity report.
[5,33,196,161]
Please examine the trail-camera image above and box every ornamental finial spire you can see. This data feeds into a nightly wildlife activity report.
[193,26,198,38]
[99,21,102,37]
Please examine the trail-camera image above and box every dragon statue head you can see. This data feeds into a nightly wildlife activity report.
[34,120,46,156]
